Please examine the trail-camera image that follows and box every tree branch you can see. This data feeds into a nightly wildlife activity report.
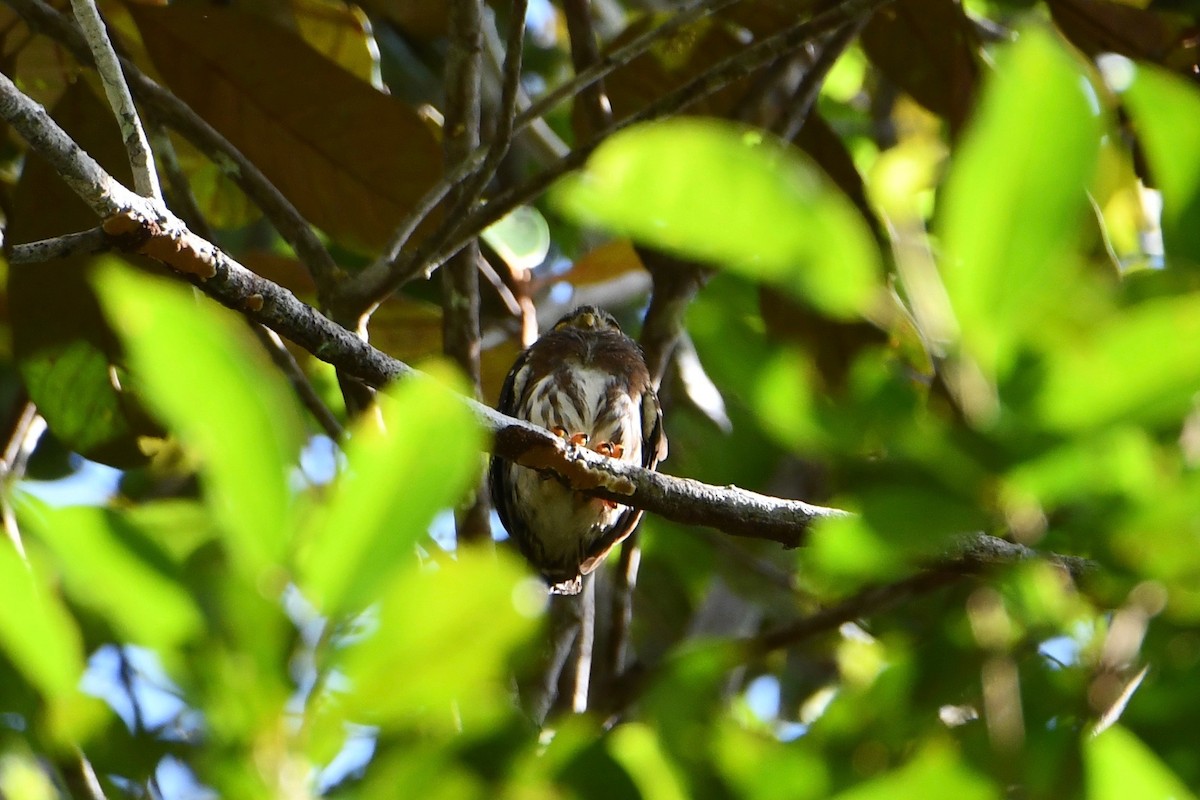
[69,0,162,203]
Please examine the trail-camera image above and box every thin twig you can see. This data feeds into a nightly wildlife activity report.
[0,401,43,559]
[0,69,852,548]
[253,326,345,440]
[69,0,162,203]
[776,17,868,142]
[513,0,741,133]
[8,227,110,262]
[74,748,109,800]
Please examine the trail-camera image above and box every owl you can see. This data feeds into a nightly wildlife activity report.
[490,306,667,594]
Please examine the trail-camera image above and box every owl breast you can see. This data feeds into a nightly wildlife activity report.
[503,362,643,579]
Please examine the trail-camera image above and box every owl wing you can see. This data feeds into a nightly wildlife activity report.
[488,348,533,543]
[578,385,667,575]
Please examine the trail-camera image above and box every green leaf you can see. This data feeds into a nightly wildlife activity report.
[554,118,880,317]
[938,27,1100,376]
[298,365,485,613]
[608,723,689,800]
[0,537,85,703]
[93,262,304,578]
[15,496,204,650]
[1086,726,1197,800]
[1036,292,1200,431]
[830,744,999,800]
[1120,63,1200,267]
[336,549,536,731]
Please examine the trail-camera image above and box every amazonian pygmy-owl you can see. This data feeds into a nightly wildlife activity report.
[489,306,667,594]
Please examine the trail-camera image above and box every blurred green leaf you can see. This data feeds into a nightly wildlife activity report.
[1036,293,1200,431]
[608,723,689,800]
[555,118,880,317]
[831,744,999,800]
[298,365,484,613]
[337,549,536,731]
[0,536,84,704]
[714,722,830,800]
[1002,426,1158,506]
[93,262,304,578]
[15,496,203,650]
[938,27,1100,376]
[1120,63,1200,267]
[1086,725,1196,800]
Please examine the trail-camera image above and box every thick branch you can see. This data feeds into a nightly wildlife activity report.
[0,71,844,547]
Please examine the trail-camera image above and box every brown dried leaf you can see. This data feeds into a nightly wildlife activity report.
[129,3,442,253]
[560,239,648,287]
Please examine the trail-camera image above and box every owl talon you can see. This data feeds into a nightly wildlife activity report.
[551,425,567,439]
[595,441,624,459]
[569,432,589,447]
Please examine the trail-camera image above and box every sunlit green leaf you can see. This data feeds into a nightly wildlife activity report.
[1120,62,1200,267]
[15,496,204,649]
[555,118,880,317]
[714,722,830,800]
[298,364,484,613]
[1086,725,1196,800]
[337,549,536,731]
[608,723,689,800]
[830,744,998,800]
[938,27,1100,376]
[93,262,304,578]
[0,537,84,702]
[1002,426,1158,506]
[1036,293,1200,431]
